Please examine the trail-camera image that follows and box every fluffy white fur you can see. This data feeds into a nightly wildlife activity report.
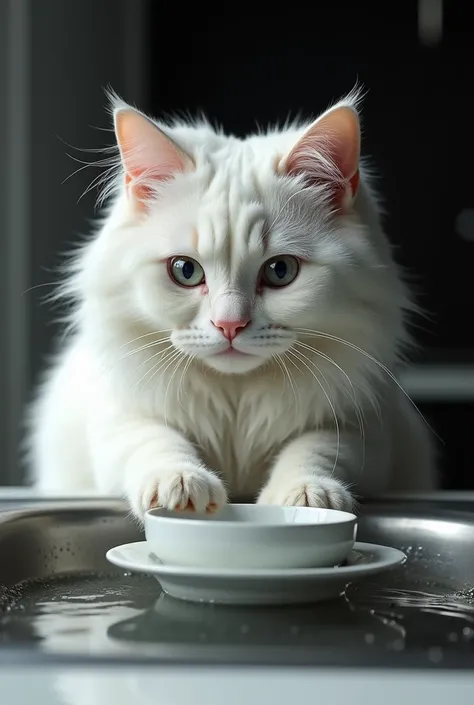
[26,89,436,518]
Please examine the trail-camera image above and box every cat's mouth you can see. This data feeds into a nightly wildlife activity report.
[215,348,252,358]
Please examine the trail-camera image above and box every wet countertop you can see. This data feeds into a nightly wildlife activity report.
[1,489,474,704]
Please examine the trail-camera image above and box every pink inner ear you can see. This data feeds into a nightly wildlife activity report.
[285,106,360,207]
[115,109,193,205]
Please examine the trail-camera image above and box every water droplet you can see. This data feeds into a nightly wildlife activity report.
[428,647,443,663]
[392,639,405,651]
[364,633,375,644]
[447,632,458,642]
[462,627,474,640]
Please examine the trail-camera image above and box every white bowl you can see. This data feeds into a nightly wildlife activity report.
[144,504,357,570]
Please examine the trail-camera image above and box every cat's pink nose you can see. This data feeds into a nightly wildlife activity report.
[212,318,250,341]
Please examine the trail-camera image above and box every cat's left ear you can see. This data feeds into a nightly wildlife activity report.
[282,104,360,211]
[114,108,194,210]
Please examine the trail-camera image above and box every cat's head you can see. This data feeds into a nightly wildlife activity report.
[82,91,404,378]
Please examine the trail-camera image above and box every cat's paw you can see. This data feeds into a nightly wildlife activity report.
[257,475,353,512]
[128,467,228,519]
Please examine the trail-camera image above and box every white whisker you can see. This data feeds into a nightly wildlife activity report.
[22,281,57,296]
[294,340,357,402]
[272,354,289,397]
[141,350,183,398]
[131,343,175,375]
[276,352,300,408]
[295,327,442,443]
[163,353,187,426]
[119,337,171,361]
[97,330,173,379]
[132,347,180,392]
[282,351,304,410]
[293,341,366,477]
[294,339,366,441]
[100,340,174,381]
[177,354,195,408]
[286,347,341,477]
[117,329,173,352]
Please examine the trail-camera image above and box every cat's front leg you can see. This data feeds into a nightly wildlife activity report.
[257,430,361,512]
[89,411,227,520]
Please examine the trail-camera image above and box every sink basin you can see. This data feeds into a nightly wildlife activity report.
[0,498,474,669]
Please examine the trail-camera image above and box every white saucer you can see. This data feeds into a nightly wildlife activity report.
[106,541,406,606]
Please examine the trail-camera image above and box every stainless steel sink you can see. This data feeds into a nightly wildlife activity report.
[0,499,473,669]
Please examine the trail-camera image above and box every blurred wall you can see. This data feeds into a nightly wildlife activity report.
[0,0,149,484]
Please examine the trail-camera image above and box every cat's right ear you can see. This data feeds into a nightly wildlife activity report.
[280,104,361,212]
[114,108,194,210]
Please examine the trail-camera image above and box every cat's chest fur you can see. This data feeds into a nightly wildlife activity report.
[159,369,315,497]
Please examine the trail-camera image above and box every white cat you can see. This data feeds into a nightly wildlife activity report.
[26,89,436,518]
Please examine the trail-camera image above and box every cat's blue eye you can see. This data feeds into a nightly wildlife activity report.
[261,255,299,288]
[168,256,205,287]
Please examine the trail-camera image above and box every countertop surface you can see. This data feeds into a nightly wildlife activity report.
[0,489,473,704]
[2,665,474,705]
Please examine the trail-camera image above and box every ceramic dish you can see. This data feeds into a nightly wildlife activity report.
[144,504,358,570]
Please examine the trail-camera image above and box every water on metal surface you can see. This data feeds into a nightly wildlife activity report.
[0,500,474,667]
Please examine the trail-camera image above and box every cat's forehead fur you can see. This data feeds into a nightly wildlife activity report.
[106,87,363,253]
[127,124,335,269]
[163,121,307,164]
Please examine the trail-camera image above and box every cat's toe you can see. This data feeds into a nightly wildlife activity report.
[135,468,227,518]
[258,476,354,512]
